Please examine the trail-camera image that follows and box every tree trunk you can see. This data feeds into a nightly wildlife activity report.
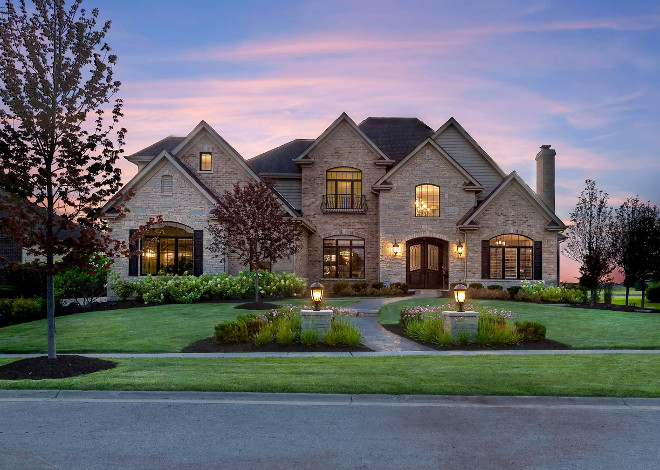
[590,285,595,306]
[641,285,646,309]
[254,268,260,303]
[625,284,629,306]
[46,270,56,359]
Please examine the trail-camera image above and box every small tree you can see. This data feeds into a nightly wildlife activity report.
[563,180,616,305]
[0,0,125,358]
[208,180,302,303]
[611,197,659,307]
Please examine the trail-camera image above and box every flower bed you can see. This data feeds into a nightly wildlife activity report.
[182,305,369,352]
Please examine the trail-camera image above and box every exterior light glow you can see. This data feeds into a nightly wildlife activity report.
[453,282,467,312]
[392,239,401,256]
[456,241,464,257]
[310,280,324,311]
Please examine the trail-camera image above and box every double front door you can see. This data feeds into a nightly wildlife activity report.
[406,238,448,289]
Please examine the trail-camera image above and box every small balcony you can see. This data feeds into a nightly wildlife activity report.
[322,194,367,213]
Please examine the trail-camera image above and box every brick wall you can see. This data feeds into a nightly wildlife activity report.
[301,121,388,284]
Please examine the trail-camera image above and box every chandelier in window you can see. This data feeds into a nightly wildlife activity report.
[415,199,429,215]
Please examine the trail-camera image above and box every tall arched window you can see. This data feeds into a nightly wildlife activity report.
[323,236,365,279]
[415,184,439,217]
[325,167,362,210]
[489,234,533,279]
[141,223,194,275]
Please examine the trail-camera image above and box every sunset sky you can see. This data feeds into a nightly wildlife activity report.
[95,0,660,282]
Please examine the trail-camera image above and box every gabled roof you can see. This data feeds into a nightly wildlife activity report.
[247,139,313,175]
[126,136,186,162]
[358,117,434,163]
[374,138,483,190]
[457,171,565,230]
[294,112,391,163]
[432,117,506,178]
[101,150,219,215]
[171,120,262,183]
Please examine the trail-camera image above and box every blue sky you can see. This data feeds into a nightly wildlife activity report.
[93,0,660,281]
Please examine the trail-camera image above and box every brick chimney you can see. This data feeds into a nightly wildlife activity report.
[536,145,555,212]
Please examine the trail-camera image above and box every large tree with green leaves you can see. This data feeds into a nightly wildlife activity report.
[612,197,659,308]
[0,0,125,358]
[563,180,616,305]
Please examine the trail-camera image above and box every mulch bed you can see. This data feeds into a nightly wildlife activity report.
[382,324,571,350]
[0,355,116,380]
[182,337,372,353]
[234,302,281,310]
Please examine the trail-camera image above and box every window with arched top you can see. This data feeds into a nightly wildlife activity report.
[325,167,363,211]
[415,184,439,217]
[489,234,533,279]
[323,235,365,279]
[140,223,194,275]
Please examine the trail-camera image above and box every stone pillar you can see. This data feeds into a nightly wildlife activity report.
[442,311,479,340]
[536,144,556,212]
[300,309,333,335]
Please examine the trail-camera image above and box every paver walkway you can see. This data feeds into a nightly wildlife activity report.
[350,290,441,352]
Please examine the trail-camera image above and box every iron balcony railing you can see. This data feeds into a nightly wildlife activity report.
[322,194,367,213]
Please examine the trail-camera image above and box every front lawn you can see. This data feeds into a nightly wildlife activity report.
[0,354,658,397]
[379,299,660,349]
[0,299,357,353]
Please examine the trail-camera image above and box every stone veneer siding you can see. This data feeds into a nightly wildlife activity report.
[301,121,387,285]
[379,143,478,286]
[464,181,560,285]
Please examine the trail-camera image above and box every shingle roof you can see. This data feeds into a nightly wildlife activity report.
[358,118,434,163]
[247,139,313,175]
[129,136,186,158]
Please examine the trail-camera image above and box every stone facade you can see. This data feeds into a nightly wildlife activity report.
[300,121,387,285]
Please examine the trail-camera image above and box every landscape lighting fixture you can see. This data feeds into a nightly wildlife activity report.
[310,280,324,311]
[454,282,467,312]
[392,240,401,256]
[456,241,464,257]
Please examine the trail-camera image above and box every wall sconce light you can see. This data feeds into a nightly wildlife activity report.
[453,282,467,312]
[392,239,401,256]
[310,280,324,311]
[456,241,464,257]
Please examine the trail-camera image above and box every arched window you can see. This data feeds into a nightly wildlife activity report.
[323,236,365,279]
[141,223,194,275]
[415,184,439,217]
[325,167,363,210]
[489,234,533,279]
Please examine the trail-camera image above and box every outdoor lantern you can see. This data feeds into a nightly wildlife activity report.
[456,241,464,257]
[310,280,324,311]
[454,282,467,312]
[392,240,401,256]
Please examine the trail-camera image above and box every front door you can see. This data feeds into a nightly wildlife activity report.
[406,238,446,289]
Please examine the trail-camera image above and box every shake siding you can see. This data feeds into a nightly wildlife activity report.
[272,178,302,211]
[434,125,503,198]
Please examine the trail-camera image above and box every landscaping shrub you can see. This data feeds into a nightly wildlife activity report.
[134,275,168,304]
[507,286,521,298]
[514,321,546,342]
[0,265,46,298]
[333,281,350,294]
[111,280,135,301]
[467,287,509,300]
[0,297,45,327]
[371,282,384,290]
[562,286,587,304]
[275,323,296,346]
[214,321,249,344]
[300,328,321,346]
[520,280,545,297]
[351,280,370,292]
[392,282,409,293]
[253,325,273,346]
[540,285,564,303]
[487,284,503,290]
[603,284,613,304]
[647,283,660,303]
[468,283,483,289]
[54,254,109,307]
[164,275,204,304]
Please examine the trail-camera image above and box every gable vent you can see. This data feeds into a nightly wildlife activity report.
[161,175,173,196]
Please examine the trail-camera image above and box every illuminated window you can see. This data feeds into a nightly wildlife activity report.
[489,234,533,279]
[200,152,212,171]
[140,224,194,275]
[323,236,365,279]
[415,184,439,217]
[326,167,362,210]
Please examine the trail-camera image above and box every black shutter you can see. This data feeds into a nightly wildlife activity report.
[534,241,542,280]
[193,230,203,276]
[128,229,138,276]
[481,240,490,279]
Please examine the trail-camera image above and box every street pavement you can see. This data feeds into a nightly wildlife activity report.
[1,391,659,470]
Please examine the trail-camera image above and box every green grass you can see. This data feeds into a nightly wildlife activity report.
[609,296,660,309]
[0,299,356,353]
[0,355,658,397]
[379,299,660,349]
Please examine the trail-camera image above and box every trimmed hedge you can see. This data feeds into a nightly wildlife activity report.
[0,297,45,327]
[514,321,546,342]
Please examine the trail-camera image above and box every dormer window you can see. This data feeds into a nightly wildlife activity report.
[200,152,212,171]
[415,184,439,217]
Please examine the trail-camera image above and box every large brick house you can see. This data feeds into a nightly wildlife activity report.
[101,113,565,295]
